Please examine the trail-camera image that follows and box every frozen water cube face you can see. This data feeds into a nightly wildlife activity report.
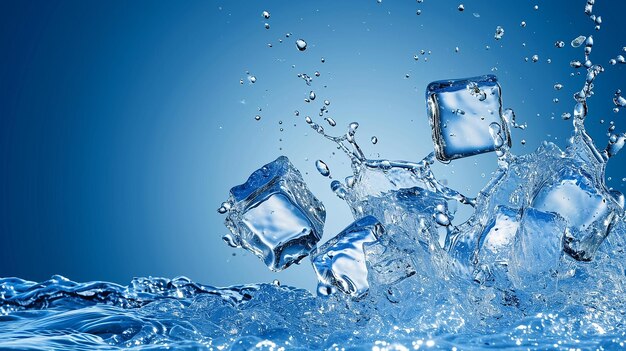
[224,156,326,271]
[508,208,566,290]
[531,165,620,261]
[426,74,511,161]
[311,216,384,298]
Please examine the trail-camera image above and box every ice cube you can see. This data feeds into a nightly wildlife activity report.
[311,216,384,298]
[223,156,326,271]
[426,74,511,161]
[507,208,566,289]
[472,206,521,285]
[531,165,619,261]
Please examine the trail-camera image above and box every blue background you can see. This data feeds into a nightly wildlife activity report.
[1,0,624,292]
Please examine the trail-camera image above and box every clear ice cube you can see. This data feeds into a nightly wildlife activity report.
[224,156,326,271]
[508,208,566,289]
[426,74,511,161]
[531,166,619,261]
[311,216,384,298]
[472,206,521,285]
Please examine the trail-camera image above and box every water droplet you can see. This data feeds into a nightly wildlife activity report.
[553,98,559,103]
[609,59,617,65]
[416,9,422,15]
[239,79,244,85]
[473,12,480,18]
[315,160,331,177]
[520,21,526,27]
[570,60,582,68]
[305,116,313,124]
[309,91,316,101]
[314,71,320,77]
[455,46,460,53]
[494,26,505,40]
[571,35,586,48]
[617,55,626,64]
[614,90,626,107]
[296,39,307,51]
[325,117,336,127]
[264,23,270,30]
[574,101,587,119]
[324,100,330,106]
[255,115,261,121]
[532,54,539,62]
[555,41,565,48]
[533,5,539,10]
[294,110,300,116]
[521,139,526,145]
[458,4,465,12]
[248,75,257,83]
[262,11,270,19]
[222,233,239,248]
[435,212,450,226]
[272,279,280,286]
[371,136,378,144]
[554,83,563,90]
[321,57,325,63]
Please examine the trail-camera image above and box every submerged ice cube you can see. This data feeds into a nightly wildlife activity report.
[224,156,326,271]
[473,206,521,284]
[531,165,618,261]
[426,75,511,161]
[508,208,566,289]
[311,216,384,298]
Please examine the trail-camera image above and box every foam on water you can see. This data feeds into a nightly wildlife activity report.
[3,1,626,350]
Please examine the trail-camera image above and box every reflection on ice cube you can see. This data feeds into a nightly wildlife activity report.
[426,75,511,161]
[311,216,384,298]
[223,156,326,271]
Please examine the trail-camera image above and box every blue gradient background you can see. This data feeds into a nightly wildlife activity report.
[1,0,624,292]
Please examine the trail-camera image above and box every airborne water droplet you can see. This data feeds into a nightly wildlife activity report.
[248,75,257,83]
[458,4,465,12]
[571,35,586,48]
[494,26,505,40]
[555,41,565,48]
[309,91,316,100]
[532,54,539,62]
[296,39,307,51]
[264,23,270,30]
[262,11,270,19]
[554,83,563,90]
[315,160,331,177]
[371,136,378,144]
[255,115,261,121]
